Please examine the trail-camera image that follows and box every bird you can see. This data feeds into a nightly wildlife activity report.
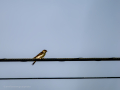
[32,50,47,65]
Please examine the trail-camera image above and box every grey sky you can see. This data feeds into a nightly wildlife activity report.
[0,0,120,90]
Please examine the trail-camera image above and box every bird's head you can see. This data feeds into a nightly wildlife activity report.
[42,50,47,53]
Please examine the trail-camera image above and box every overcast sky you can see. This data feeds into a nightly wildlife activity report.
[0,0,120,90]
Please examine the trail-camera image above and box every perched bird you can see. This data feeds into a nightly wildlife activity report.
[32,50,47,65]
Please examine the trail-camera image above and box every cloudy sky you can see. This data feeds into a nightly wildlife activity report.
[0,0,120,90]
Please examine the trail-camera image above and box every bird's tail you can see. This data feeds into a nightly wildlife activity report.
[32,61,36,65]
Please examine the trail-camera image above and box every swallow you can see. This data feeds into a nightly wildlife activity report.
[32,50,47,65]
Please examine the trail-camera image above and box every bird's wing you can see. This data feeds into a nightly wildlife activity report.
[33,52,44,58]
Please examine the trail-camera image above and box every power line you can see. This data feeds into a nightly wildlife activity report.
[0,58,120,62]
[0,77,120,80]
